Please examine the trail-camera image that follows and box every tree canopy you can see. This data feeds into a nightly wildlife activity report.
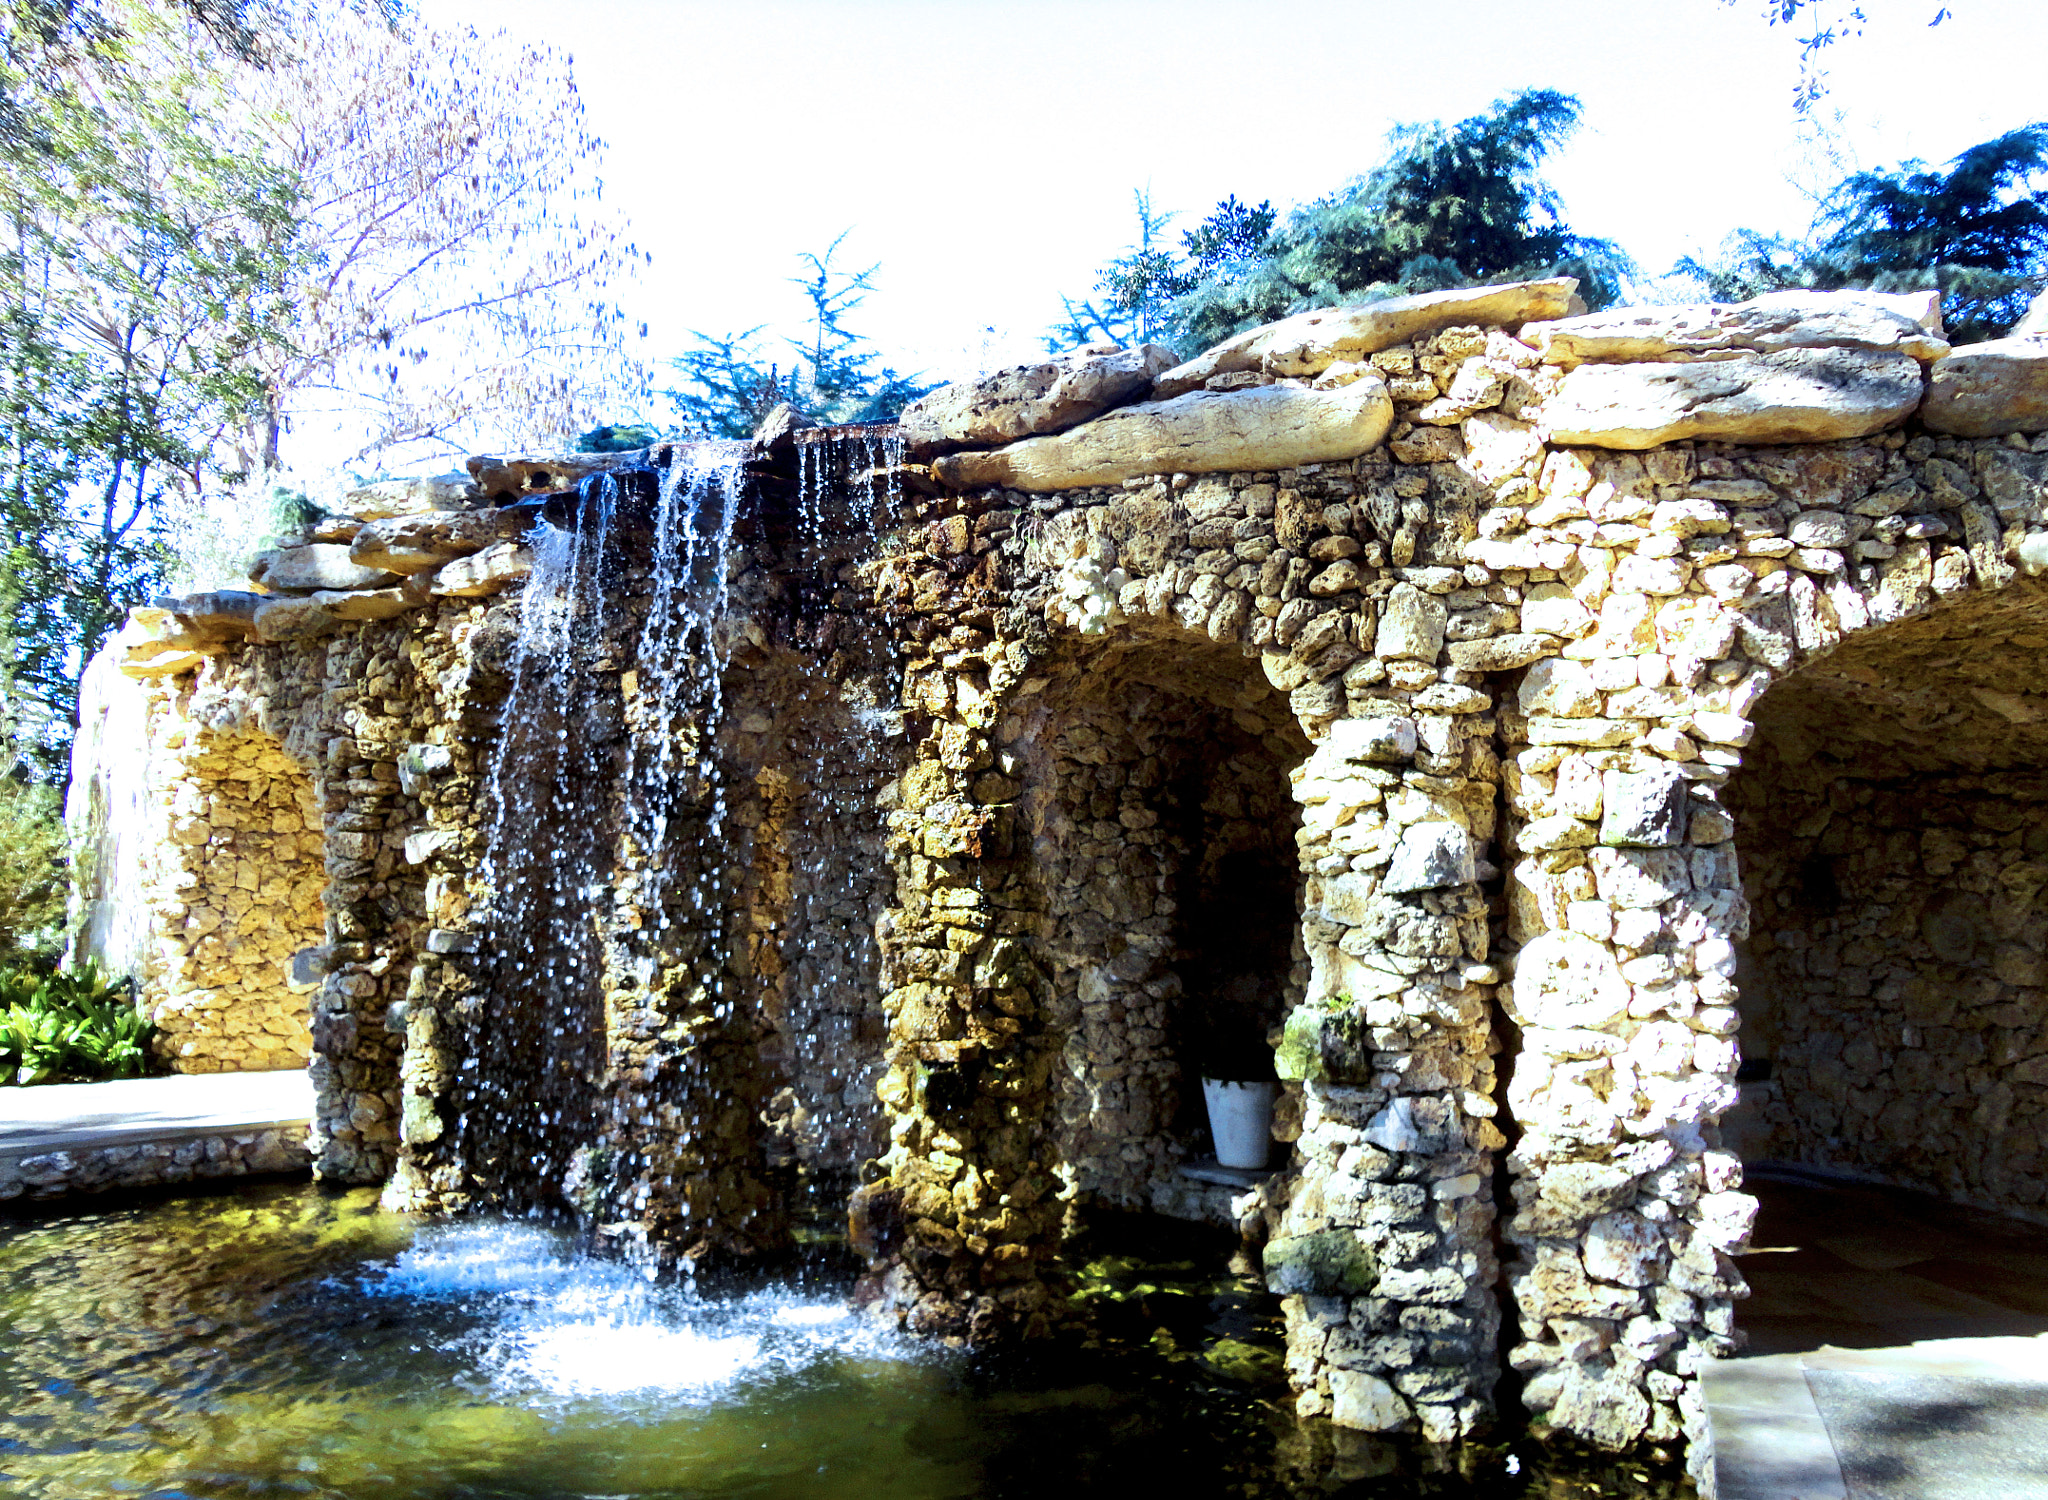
[1055,91,1630,357]
[0,0,639,777]
[664,236,933,438]
[1682,123,2048,344]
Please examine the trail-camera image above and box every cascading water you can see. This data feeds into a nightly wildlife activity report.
[460,475,626,1213]
[454,430,906,1256]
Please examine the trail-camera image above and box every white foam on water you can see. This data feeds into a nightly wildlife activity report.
[352,1220,922,1409]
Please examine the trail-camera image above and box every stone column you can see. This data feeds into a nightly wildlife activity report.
[1272,701,1504,1444]
[1499,649,1760,1458]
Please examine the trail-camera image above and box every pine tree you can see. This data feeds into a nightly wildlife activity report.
[1681,124,2048,345]
[664,236,933,437]
[1057,92,1628,358]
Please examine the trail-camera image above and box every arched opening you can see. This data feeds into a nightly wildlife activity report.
[1724,576,2048,1351]
[719,640,903,1189]
[1005,625,1311,1224]
[146,724,325,1073]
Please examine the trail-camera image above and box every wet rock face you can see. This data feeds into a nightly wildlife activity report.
[896,344,1177,459]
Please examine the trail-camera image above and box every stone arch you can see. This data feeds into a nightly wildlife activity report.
[717,639,906,1184]
[1490,427,2048,1459]
[1723,573,2048,1219]
[997,623,1312,1221]
[67,660,329,1074]
[144,718,325,1072]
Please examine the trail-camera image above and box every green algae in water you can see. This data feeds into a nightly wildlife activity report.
[0,1182,1691,1499]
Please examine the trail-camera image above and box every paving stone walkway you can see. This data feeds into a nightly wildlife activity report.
[1705,1168,2048,1499]
[0,1069,312,1155]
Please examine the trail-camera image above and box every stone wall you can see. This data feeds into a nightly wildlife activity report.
[0,1125,309,1201]
[69,663,323,1073]
[74,278,2048,1479]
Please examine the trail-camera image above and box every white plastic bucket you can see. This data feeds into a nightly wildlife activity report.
[1202,1078,1278,1170]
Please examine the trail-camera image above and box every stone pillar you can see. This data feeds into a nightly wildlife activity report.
[304,625,425,1184]
[1272,705,1504,1444]
[1499,650,1760,1457]
[849,704,1065,1335]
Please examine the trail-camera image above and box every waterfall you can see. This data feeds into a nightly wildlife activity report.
[455,431,899,1244]
[461,476,626,1210]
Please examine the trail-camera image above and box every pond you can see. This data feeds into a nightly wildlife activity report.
[0,1181,1688,1499]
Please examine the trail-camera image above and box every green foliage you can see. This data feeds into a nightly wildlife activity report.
[0,0,305,772]
[576,423,668,454]
[1058,92,1628,357]
[1724,0,1952,113]
[1681,124,2048,344]
[0,960,151,1085]
[663,235,935,437]
[0,773,65,962]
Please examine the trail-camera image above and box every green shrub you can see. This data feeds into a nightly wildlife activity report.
[0,777,66,964]
[0,963,153,1085]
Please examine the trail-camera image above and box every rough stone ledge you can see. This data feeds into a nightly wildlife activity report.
[0,1125,311,1201]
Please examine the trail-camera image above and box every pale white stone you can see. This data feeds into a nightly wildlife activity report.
[935,379,1394,491]
[1508,931,1631,1030]
[1153,278,1580,396]
[1542,348,1923,450]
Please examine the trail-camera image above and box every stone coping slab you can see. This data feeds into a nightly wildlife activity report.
[0,1069,313,1156]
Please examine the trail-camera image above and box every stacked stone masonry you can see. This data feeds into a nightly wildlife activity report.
[71,281,2048,1482]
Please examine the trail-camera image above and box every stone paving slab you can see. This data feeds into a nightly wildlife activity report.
[1706,1336,2048,1500]
[0,1069,312,1154]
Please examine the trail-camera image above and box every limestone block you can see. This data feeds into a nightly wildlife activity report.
[1583,1210,1663,1287]
[932,379,1393,492]
[1521,290,1949,367]
[430,542,533,597]
[312,588,411,622]
[1589,847,1690,908]
[1543,349,1923,450]
[1519,658,1601,718]
[349,511,499,574]
[252,595,344,643]
[1521,584,1594,639]
[1382,822,1477,894]
[1506,932,1630,1031]
[2015,290,2048,338]
[113,609,227,678]
[1462,410,1545,485]
[896,344,1176,458]
[1920,336,2048,437]
[1152,278,1581,397]
[1323,715,1417,763]
[339,472,480,518]
[1599,767,1688,848]
[1329,1370,1411,1433]
[1446,633,1554,672]
[247,544,397,594]
[1375,583,1446,661]
[168,590,264,637]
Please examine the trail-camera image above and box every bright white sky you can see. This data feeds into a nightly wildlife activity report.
[418,0,2048,410]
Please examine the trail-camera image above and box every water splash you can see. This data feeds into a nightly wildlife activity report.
[357,1218,916,1410]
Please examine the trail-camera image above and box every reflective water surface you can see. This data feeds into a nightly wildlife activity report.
[0,1182,1688,1499]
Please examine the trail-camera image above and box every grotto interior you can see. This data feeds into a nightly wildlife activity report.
[1725,576,2048,1218]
